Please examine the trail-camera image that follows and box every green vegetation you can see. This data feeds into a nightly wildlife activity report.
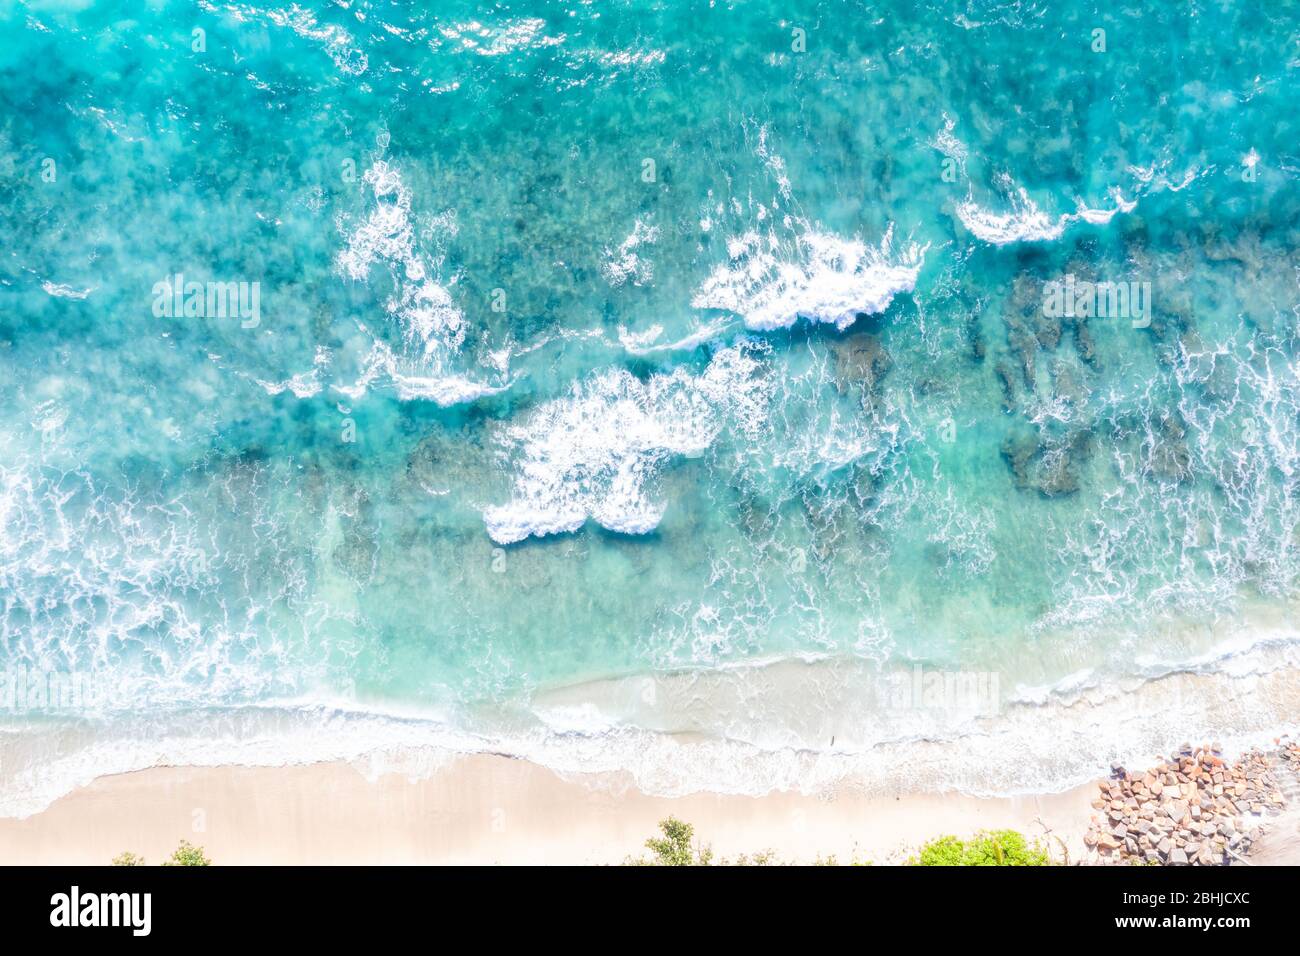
[163,840,211,866]
[639,817,714,866]
[630,817,1054,866]
[630,817,874,866]
[909,830,1050,866]
[112,840,212,866]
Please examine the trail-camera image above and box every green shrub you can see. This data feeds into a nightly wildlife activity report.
[910,829,1050,866]
[161,840,211,866]
[728,850,779,866]
[111,851,144,866]
[640,817,713,866]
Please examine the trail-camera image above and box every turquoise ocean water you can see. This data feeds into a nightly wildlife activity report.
[1,0,1299,815]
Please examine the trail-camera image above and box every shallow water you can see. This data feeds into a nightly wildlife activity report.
[1,0,1298,815]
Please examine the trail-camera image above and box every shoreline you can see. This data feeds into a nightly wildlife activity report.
[0,754,1099,866]
[3,649,1298,864]
[5,645,1300,821]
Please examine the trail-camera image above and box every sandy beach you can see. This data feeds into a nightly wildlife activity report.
[0,755,1098,866]
[4,658,1300,865]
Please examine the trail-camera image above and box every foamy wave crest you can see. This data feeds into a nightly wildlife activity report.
[602,216,658,287]
[40,281,95,300]
[335,160,506,405]
[957,173,1137,244]
[336,160,465,351]
[333,338,510,406]
[690,127,924,332]
[693,224,927,331]
[254,346,331,399]
[616,317,734,355]
[483,344,770,544]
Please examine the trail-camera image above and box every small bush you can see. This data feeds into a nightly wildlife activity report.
[910,830,1050,866]
[728,850,779,866]
[161,841,211,867]
[639,817,713,866]
[111,851,144,866]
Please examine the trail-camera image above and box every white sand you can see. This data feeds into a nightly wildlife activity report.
[0,754,1097,865]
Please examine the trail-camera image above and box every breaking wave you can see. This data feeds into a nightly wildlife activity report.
[483,343,771,544]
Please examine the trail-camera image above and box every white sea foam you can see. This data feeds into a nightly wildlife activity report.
[334,161,506,405]
[257,373,323,399]
[334,337,511,407]
[692,224,927,331]
[930,112,968,173]
[755,124,793,201]
[0,461,318,719]
[1037,338,1300,640]
[616,317,735,355]
[5,637,1299,819]
[255,346,331,399]
[956,174,1137,244]
[40,281,94,300]
[957,184,1066,243]
[602,216,658,287]
[691,129,924,332]
[0,705,477,820]
[1126,157,1206,194]
[336,161,465,355]
[483,344,770,544]
[29,399,69,436]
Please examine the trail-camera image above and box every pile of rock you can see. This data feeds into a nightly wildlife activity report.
[1084,742,1289,865]
[1279,738,1300,773]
